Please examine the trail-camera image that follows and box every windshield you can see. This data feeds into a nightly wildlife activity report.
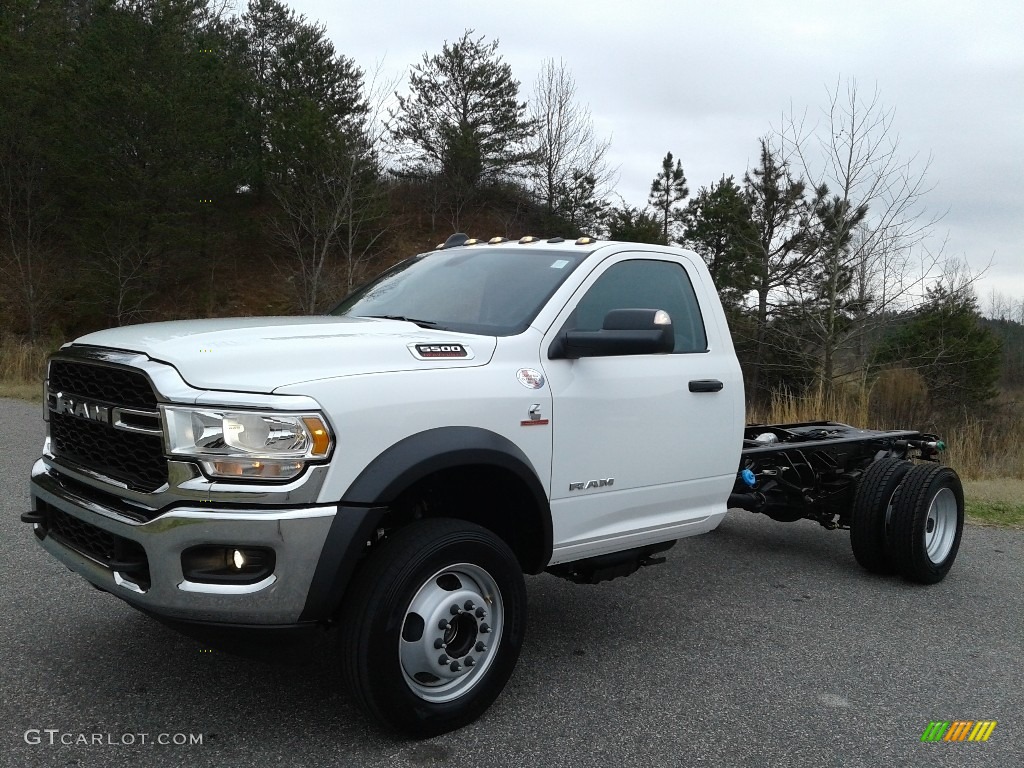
[330,246,591,335]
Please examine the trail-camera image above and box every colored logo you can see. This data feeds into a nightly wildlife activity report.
[516,368,545,389]
[920,720,997,742]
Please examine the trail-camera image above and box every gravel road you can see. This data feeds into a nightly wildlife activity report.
[1,397,1021,768]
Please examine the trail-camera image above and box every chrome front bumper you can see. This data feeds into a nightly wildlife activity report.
[29,460,336,624]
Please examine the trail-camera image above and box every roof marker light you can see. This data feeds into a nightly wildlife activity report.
[519,236,539,244]
[575,236,595,245]
[442,233,470,249]
[488,236,506,244]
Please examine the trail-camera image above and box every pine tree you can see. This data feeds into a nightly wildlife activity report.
[742,139,815,396]
[242,0,367,185]
[874,283,1002,409]
[56,0,248,324]
[648,151,688,243]
[797,190,870,389]
[240,0,298,197]
[0,0,66,338]
[679,175,759,309]
[391,30,535,194]
[607,205,664,244]
[554,170,609,237]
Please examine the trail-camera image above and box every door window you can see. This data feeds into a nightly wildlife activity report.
[564,259,708,353]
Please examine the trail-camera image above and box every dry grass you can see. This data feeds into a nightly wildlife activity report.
[748,385,869,428]
[0,335,50,400]
[940,416,1024,481]
[0,382,44,401]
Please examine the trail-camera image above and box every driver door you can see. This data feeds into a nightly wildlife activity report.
[541,252,741,562]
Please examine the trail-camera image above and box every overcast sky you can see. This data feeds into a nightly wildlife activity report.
[286,0,1024,309]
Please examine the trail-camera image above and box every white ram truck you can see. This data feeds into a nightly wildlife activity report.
[24,235,964,736]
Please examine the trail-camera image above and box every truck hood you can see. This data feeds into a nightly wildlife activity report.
[70,316,496,393]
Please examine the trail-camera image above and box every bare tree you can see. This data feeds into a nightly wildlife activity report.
[269,63,395,310]
[0,134,54,341]
[528,59,615,230]
[94,224,156,326]
[775,78,947,390]
[270,144,387,312]
[338,61,397,292]
[985,287,1014,321]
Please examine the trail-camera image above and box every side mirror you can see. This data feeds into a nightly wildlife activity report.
[549,308,675,359]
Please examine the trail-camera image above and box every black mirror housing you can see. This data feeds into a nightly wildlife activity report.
[549,308,674,359]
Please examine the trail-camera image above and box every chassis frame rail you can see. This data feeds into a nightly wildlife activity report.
[731,421,943,528]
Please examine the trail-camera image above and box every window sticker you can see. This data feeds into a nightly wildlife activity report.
[550,259,569,269]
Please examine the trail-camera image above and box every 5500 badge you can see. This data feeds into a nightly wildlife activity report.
[409,343,473,360]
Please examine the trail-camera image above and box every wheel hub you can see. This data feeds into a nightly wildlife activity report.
[924,487,957,564]
[442,612,478,657]
[399,563,502,703]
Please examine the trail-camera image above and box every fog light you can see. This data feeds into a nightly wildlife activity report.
[202,458,304,480]
[181,546,275,585]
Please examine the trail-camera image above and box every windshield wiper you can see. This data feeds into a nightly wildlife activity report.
[363,315,440,328]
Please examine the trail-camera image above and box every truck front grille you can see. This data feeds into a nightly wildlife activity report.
[50,411,167,491]
[50,358,157,409]
[47,359,168,493]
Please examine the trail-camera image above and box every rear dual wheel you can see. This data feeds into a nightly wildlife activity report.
[851,459,964,583]
[886,464,965,584]
[850,458,912,574]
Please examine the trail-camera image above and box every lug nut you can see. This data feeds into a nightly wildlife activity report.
[480,623,491,634]
[449,661,462,672]
[475,641,486,653]
[438,654,450,665]
[464,600,475,611]
[475,607,486,618]
[450,604,461,615]
[465,656,475,667]
[434,638,445,649]
[438,619,450,631]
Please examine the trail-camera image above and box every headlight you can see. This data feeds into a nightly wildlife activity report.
[163,407,332,481]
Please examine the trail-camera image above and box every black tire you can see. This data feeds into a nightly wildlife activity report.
[850,458,913,574]
[339,518,526,737]
[885,464,965,584]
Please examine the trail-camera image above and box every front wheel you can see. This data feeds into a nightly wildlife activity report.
[339,518,526,736]
[885,464,965,584]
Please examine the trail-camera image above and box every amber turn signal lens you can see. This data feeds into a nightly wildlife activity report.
[303,416,331,456]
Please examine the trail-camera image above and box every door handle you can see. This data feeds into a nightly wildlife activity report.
[688,379,724,393]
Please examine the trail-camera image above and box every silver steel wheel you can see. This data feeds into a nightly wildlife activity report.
[885,464,964,584]
[925,487,958,564]
[399,563,503,703]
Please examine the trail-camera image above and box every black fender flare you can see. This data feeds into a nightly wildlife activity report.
[342,426,549,511]
[300,427,552,621]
